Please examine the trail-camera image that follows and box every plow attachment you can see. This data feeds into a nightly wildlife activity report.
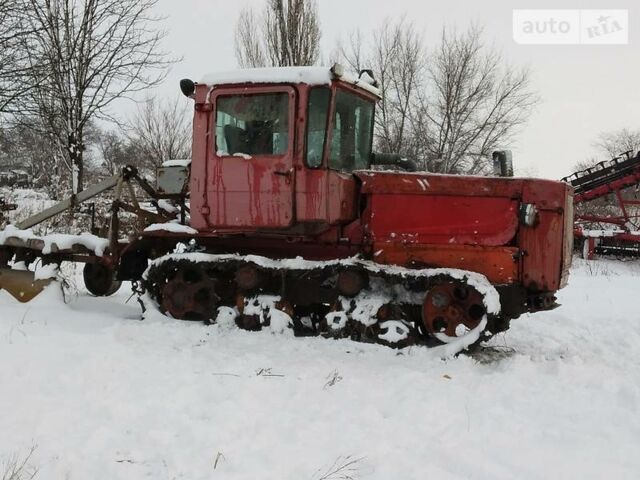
[0,163,185,303]
[0,269,53,302]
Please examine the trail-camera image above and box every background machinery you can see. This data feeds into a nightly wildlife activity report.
[562,151,640,259]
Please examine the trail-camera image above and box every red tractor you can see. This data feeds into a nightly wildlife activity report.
[0,65,573,349]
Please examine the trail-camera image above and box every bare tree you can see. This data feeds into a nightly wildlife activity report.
[572,128,640,173]
[374,20,425,158]
[0,0,19,111]
[235,7,266,68]
[126,96,191,172]
[334,29,365,72]
[336,22,538,175]
[95,129,137,175]
[595,128,640,158]
[0,118,61,191]
[235,0,321,68]
[1,444,38,480]
[15,0,174,193]
[337,19,427,164]
[425,26,537,174]
[0,1,34,113]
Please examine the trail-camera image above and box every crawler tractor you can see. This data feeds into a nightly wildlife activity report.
[0,65,573,349]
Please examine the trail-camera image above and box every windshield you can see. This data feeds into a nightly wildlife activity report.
[329,90,374,171]
[215,93,289,156]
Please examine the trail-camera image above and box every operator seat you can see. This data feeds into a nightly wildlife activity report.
[223,124,247,155]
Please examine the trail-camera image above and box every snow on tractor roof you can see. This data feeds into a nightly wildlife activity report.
[200,65,381,97]
[201,66,331,86]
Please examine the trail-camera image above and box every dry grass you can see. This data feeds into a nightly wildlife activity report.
[311,455,364,480]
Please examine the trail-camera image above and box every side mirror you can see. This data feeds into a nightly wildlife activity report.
[180,79,196,98]
[492,150,514,177]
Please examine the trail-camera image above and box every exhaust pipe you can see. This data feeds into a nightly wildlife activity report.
[492,150,514,177]
[370,152,418,172]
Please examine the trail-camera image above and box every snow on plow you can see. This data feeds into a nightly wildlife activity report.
[0,224,113,301]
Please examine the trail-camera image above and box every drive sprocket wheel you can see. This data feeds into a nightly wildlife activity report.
[161,264,218,321]
[422,281,486,342]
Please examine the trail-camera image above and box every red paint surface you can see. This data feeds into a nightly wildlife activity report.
[367,194,518,246]
[374,243,519,284]
[519,181,573,291]
[360,172,572,290]
[185,80,572,297]
[327,171,357,224]
[206,153,293,227]
[295,168,326,222]
[195,86,296,229]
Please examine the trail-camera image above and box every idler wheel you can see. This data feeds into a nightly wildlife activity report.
[161,265,218,321]
[83,262,121,297]
[235,264,261,291]
[422,281,486,340]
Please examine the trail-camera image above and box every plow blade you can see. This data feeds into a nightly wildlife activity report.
[0,269,53,302]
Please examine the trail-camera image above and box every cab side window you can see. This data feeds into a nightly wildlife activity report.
[305,87,330,168]
[216,93,289,156]
[328,90,374,172]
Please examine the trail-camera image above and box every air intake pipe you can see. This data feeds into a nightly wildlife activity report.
[370,152,418,172]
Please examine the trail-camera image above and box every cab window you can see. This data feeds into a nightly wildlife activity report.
[329,90,374,171]
[305,87,330,168]
[216,93,289,156]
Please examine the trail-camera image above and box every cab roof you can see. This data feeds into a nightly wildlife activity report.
[199,65,381,98]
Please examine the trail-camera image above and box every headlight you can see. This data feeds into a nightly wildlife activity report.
[519,203,539,226]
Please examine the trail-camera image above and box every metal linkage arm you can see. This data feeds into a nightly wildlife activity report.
[131,171,160,199]
[16,174,122,230]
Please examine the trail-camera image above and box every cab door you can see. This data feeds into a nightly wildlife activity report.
[208,86,295,228]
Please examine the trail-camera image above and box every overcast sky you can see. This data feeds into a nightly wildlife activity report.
[149,0,640,179]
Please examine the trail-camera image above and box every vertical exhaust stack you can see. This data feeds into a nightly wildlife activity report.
[493,150,514,177]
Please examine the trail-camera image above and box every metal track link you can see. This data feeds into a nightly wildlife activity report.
[143,254,499,350]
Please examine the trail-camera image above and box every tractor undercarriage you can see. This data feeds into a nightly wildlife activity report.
[143,253,503,349]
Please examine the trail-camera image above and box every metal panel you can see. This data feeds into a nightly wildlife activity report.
[17,174,120,230]
[374,243,519,285]
[204,86,296,229]
[355,171,525,197]
[367,194,519,246]
[157,166,189,195]
[519,180,570,292]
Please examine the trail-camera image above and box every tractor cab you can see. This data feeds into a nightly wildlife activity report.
[182,65,382,232]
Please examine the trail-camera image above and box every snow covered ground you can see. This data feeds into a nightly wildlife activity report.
[1,257,639,479]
